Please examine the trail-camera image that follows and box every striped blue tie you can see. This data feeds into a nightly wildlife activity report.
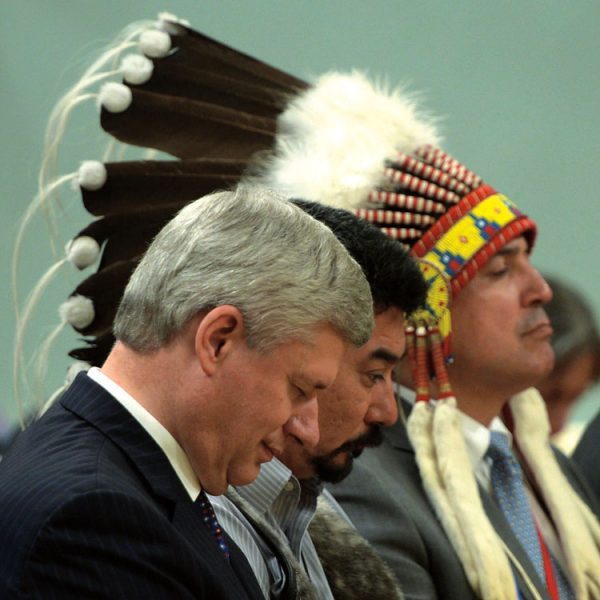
[487,431,573,599]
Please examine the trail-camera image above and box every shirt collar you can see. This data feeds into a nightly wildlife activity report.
[235,458,295,514]
[87,367,201,501]
[395,382,512,471]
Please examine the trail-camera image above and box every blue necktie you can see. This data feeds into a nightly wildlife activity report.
[196,490,230,560]
[487,431,573,599]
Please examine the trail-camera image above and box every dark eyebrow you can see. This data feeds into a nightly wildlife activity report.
[495,245,520,258]
[369,348,404,364]
[494,237,528,258]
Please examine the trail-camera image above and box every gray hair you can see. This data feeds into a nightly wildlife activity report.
[114,186,373,352]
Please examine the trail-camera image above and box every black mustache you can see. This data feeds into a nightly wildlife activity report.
[328,425,384,459]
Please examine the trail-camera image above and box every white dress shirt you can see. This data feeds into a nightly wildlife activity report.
[87,367,201,501]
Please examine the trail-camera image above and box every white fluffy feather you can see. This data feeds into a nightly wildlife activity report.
[77,160,107,190]
[65,236,100,270]
[121,53,154,85]
[257,71,441,209]
[139,29,171,58]
[98,82,132,113]
[59,295,95,330]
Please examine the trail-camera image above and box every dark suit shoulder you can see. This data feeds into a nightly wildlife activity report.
[330,423,476,600]
[572,412,600,505]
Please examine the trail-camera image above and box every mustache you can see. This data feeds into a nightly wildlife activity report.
[519,308,550,334]
[326,425,384,460]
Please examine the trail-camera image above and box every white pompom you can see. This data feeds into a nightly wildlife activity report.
[121,54,154,85]
[139,29,171,58]
[98,82,132,113]
[65,361,91,385]
[65,236,100,269]
[59,295,95,330]
[77,160,107,190]
[157,12,190,27]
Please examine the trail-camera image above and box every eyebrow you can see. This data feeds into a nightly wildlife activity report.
[369,348,404,364]
[494,238,527,258]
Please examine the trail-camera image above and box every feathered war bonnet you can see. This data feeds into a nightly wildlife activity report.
[26,14,600,598]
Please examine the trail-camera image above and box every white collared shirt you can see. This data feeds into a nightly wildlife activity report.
[87,367,200,501]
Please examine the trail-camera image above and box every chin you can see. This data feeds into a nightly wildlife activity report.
[226,464,262,489]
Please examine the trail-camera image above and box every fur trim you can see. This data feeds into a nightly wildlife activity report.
[432,399,516,599]
[309,496,404,600]
[408,400,518,599]
[256,71,440,210]
[511,388,600,599]
[98,82,132,113]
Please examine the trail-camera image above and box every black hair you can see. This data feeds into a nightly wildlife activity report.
[291,199,427,316]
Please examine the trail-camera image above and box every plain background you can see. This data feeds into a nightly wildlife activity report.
[2,1,599,431]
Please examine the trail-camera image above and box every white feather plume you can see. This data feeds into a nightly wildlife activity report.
[256,71,441,210]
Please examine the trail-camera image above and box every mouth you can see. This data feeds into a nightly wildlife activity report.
[523,321,553,338]
[259,442,282,463]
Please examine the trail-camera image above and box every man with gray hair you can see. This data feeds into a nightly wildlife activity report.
[0,186,373,599]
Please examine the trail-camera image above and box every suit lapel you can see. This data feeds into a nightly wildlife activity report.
[62,373,263,599]
[171,501,264,599]
[479,491,551,600]
[61,372,187,502]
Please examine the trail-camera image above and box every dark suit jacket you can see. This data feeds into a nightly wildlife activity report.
[572,410,600,503]
[330,413,598,600]
[0,373,263,599]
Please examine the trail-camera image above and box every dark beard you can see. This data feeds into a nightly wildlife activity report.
[311,426,383,484]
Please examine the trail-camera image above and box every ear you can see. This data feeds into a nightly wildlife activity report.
[194,305,246,376]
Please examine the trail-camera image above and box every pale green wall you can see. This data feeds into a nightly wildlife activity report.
[2,0,600,430]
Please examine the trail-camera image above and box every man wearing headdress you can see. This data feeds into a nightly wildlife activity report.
[15,14,600,600]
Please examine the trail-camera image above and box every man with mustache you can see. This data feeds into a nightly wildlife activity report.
[244,67,600,598]
[210,199,426,599]
[0,187,374,599]
[18,14,600,598]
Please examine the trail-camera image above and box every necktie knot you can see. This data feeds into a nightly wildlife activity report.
[487,431,516,465]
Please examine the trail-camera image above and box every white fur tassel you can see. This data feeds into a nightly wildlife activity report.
[432,399,516,599]
[510,388,600,599]
[256,71,441,210]
[121,53,154,85]
[77,160,107,190]
[59,295,95,330]
[139,29,171,58]
[98,82,132,113]
[408,400,518,600]
[65,236,100,270]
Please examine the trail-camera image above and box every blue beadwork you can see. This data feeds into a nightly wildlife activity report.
[197,491,230,560]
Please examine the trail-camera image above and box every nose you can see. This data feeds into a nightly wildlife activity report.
[366,382,398,427]
[282,396,320,450]
[524,265,553,307]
